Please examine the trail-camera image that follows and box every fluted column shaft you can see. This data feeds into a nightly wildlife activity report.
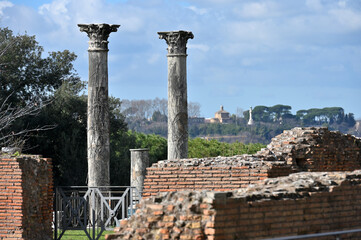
[158,31,193,160]
[78,23,119,186]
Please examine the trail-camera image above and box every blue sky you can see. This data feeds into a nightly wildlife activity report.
[1,0,360,119]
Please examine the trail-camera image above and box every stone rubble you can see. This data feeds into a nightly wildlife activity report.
[107,170,361,240]
[108,127,361,239]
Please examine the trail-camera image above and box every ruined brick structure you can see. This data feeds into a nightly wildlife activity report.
[107,170,361,240]
[0,156,53,240]
[107,127,361,239]
[143,127,361,197]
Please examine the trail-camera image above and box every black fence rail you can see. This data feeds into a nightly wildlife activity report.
[54,186,141,240]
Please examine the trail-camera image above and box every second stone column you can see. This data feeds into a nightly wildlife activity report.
[158,30,194,160]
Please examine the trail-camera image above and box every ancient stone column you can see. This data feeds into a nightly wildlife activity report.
[130,149,149,194]
[78,23,120,186]
[158,31,194,160]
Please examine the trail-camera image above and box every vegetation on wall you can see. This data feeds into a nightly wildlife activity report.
[188,138,265,158]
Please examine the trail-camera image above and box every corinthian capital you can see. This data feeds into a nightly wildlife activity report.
[158,31,194,56]
[78,23,120,51]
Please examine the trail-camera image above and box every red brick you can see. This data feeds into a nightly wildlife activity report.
[232,166,249,170]
[148,204,163,210]
[205,228,215,235]
[153,171,172,175]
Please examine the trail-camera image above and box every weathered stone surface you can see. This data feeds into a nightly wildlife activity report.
[130,148,149,193]
[158,31,194,56]
[143,127,361,197]
[78,23,119,186]
[106,190,212,240]
[158,31,193,160]
[107,170,361,240]
[260,127,361,171]
[109,127,361,239]
[78,23,120,51]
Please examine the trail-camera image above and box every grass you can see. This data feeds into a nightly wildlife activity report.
[54,229,114,240]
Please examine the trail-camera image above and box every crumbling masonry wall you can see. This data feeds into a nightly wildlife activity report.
[107,170,361,240]
[143,127,361,197]
[0,156,53,240]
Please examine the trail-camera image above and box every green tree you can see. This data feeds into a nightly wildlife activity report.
[110,130,137,186]
[110,131,167,186]
[0,27,79,105]
[152,110,167,122]
[252,106,270,122]
[26,81,87,186]
[188,138,265,158]
[296,107,345,125]
[0,27,82,150]
[269,104,292,121]
[0,27,87,185]
[346,113,356,127]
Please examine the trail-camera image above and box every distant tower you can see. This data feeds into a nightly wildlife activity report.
[247,107,254,125]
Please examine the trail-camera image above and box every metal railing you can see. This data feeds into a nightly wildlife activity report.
[53,186,141,240]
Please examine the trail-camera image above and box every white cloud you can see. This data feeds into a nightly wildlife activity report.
[338,0,346,8]
[38,0,72,34]
[118,16,143,33]
[223,19,280,50]
[241,57,264,67]
[235,2,278,19]
[329,8,361,31]
[187,5,207,15]
[190,0,238,5]
[305,0,323,11]
[188,43,209,52]
[241,2,268,18]
[0,0,13,15]
[39,0,70,16]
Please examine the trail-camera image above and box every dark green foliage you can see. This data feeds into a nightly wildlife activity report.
[188,138,265,158]
[151,110,167,122]
[110,130,136,186]
[243,104,292,122]
[29,85,130,186]
[27,81,88,186]
[0,27,88,186]
[296,107,347,125]
[133,132,167,164]
[0,27,79,105]
[110,131,167,186]
[110,131,267,185]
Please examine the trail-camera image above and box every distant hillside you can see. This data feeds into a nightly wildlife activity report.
[125,118,359,144]
[123,102,358,143]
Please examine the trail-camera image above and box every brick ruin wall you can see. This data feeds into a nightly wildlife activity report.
[143,127,361,197]
[107,170,361,240]
[105,127,361,239]
[0,156,53,240]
